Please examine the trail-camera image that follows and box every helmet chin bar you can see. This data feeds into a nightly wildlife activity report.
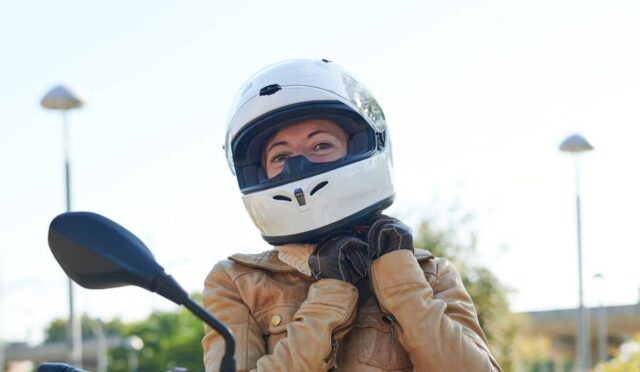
[263,195,395,245]
[241,135,395,242]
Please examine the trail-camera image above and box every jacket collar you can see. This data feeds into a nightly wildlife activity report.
[229,249,297,273]
[229,248,435,273]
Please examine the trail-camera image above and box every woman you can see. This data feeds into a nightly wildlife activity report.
[203,59,501,371]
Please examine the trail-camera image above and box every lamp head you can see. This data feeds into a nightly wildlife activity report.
[559,134,594,154]
[41,85,85,111]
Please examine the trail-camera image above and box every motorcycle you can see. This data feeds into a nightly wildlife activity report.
[39,212,236,372]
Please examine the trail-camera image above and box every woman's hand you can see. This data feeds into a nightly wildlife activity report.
[365,215,414,260]
[308,233,369,282]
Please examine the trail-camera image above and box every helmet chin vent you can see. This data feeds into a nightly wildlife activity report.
[273,195,292,202]
[310,181,329,196]
[294,188,306,206]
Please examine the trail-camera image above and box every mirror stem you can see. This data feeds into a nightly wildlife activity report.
[183,299,236,372]
[155,274,236,372]
[154,274,189,304]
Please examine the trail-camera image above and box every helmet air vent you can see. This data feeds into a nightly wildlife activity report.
[273,195,292,202]
[294,188,306,206]
[259,84,282,96]
[310,181,329,196]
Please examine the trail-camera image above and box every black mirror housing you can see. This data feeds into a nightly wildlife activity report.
[49,212,163,291]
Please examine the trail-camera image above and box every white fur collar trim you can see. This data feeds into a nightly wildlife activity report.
[275,243,315,277]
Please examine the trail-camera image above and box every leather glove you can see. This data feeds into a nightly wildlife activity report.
[308,233,370,282]
[365,214,414,260]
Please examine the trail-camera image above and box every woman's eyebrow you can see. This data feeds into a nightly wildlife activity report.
[265,140,288,154]
[307,130,333,138]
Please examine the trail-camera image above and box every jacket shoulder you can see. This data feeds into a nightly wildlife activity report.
[204,258,255,285]
[203,250,284,282]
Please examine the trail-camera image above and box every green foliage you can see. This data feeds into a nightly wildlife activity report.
[594,335,640,372]
[44,315,126,344]
[109,304,205,372]
[414,219,528,371]
[43,318,67,344]
[43,293,205,372]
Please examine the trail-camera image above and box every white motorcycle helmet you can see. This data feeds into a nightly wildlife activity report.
[225,59,394,245]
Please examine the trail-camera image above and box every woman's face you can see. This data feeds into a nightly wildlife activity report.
[263,118,348,179]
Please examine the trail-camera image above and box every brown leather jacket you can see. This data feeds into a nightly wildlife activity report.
[202,249,501,371]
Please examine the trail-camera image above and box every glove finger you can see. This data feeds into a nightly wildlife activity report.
[383,221,414,247]
[390,222,413,250]
[346,250,369,278]
[339,237,369,278]
[336,247,352,281]
[308,247,324,279]
[333,236,366,253]
[347,237,369,252]
[310,240,341,279]
[329,237,356,281]
[402,228,414,251]
[367,217,397,244]
[380,226,405,251]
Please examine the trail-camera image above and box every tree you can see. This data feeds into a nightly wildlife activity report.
[109,294,205,372]
[594,334,640,372]
[414,218,528,371]
[44,315,126,344]
[43,294,205,372]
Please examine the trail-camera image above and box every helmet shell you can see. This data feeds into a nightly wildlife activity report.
[225,59,394,244]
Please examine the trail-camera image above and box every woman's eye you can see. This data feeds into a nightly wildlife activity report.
[271,153,289,163]
[313,142,334,151]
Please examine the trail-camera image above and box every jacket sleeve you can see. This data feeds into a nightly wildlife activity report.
[202,261,358,372]
[202,262,266,372]
[370,250,502,372]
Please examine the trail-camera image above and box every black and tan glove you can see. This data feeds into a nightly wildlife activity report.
[308,233,369,282]
[365,214,414,260]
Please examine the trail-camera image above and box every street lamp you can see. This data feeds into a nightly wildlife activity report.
[559,133,594,372]
[40,85,85,367]
[594,273,607,363]
[126,336,144,372]
[92,319,108,372]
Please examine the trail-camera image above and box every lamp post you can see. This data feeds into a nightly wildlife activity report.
[40,85,85,367]
[559,134,594,372]
[126,336,144,372]
[92,320,108,372]
[0,263,4,372]
[594,273,607,363]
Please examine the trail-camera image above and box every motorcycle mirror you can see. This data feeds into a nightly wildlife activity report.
[48,212,236,372]
[48,212,166,291]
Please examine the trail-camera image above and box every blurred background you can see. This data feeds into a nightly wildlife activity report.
[1,0,640,371]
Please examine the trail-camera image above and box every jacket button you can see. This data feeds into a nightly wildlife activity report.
[271,314,282,326]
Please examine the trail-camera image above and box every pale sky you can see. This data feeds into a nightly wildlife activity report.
[1,0,640,343]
